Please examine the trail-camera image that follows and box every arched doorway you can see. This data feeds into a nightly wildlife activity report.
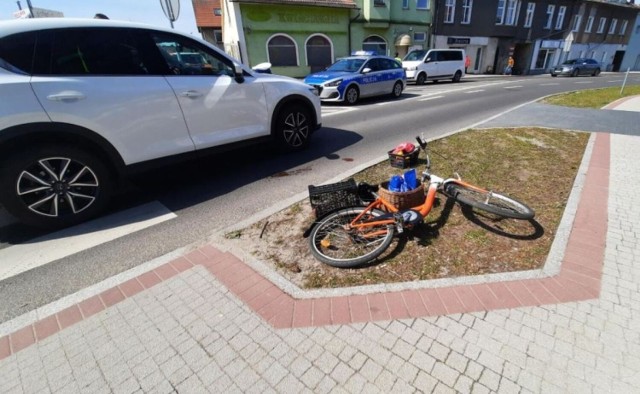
[306,34,333,73]
[362,36,387,56]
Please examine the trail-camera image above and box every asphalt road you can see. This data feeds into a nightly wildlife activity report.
[1,73,638,323]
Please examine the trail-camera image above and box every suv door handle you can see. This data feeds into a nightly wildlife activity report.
[47,91,86,102]
[179,90,203,98]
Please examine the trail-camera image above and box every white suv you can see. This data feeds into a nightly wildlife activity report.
[0,19,322,228]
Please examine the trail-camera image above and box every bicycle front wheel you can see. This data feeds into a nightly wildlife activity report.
[308,207,395,268]
[445,183,535,220]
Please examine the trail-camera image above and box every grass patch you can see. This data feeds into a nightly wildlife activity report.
[542,84,640,109]
[225,128,589,289]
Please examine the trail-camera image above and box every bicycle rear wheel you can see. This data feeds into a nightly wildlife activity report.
[308,207,395,268]
[445,183,535,220]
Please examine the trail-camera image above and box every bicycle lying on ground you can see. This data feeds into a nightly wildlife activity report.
[308,136,535,268]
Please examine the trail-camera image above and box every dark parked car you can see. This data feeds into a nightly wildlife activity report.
[550,58,601,77]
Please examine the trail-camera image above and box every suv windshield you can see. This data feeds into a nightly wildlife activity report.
[326,58,366,72]
[404,50,427,61]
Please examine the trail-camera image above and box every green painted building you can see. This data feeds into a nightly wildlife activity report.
[223,0,432,77]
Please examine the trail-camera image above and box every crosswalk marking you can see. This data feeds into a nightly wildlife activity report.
[0,201,176,281]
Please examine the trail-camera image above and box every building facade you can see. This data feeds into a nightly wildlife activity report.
[223,0,357,77]
[432,0,638,75]
[620,13,640,70]
[192,0,223,48]
[349,0,433,60]
[221,0,434,77]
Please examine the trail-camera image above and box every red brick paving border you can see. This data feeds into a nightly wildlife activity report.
[0,133,610,360]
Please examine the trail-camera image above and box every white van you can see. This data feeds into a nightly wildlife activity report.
[402,49,465,85]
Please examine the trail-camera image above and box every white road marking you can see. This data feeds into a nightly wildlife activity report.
[464,90,485,94]
[607,80,623,82]
[419,95,444,101]
[540,83,559,86]
[575,81,594,84]
[0,201,176,281]
[321,107,358,117]
[503,86,523,89]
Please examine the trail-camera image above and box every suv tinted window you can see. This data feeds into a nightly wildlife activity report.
[441,51,463,61]
[33,28,166,76]
[0,32,36,74]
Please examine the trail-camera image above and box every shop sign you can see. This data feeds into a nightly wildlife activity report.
[447,37,470,45]
[277,13,339,24]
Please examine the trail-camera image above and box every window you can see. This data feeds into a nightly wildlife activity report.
[44,28,162,76]
[597,17,606,34]
[535,48,554,69]
[213,8,221,16]
[0,32,36,74]
[413,32,426,41]
[585,16,594,33]
[306,34,332,70]
[362,36,387,56]
[374,0,385,6]
[545,5,555,29]
[589,50,595,59]
[417,0,429,10]
[214,30,222,43]
[444,0,455,23]
[496,0,506,24]
[505,0,519,26]
[609,19,617,35]
[555,6,566,30]
[620,20,628,35]
[461,0,472,24]
[572,15,581,32]
[402,0,409,9]
[602,52,607,62]
[524,3,535,28]
[267,35,298,66]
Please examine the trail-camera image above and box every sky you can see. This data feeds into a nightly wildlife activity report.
[0,0,201,36]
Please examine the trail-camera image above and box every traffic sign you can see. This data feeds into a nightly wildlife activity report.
[160,0,180,28]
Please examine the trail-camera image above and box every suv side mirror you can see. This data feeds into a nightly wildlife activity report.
[234,64,245,83]
[425,57,432,63]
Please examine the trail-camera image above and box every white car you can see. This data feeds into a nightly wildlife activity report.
[402,49,465,85]
[0,18,322,228]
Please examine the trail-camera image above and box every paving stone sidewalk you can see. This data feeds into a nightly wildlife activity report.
[1,99,639,393]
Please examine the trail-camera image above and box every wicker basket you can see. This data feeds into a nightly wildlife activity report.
[378,181,425,210]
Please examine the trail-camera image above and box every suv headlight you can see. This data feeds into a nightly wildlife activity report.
[405,66,417,71]
[324,79,342,87]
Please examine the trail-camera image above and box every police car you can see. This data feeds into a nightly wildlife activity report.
[304,52,406,105]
